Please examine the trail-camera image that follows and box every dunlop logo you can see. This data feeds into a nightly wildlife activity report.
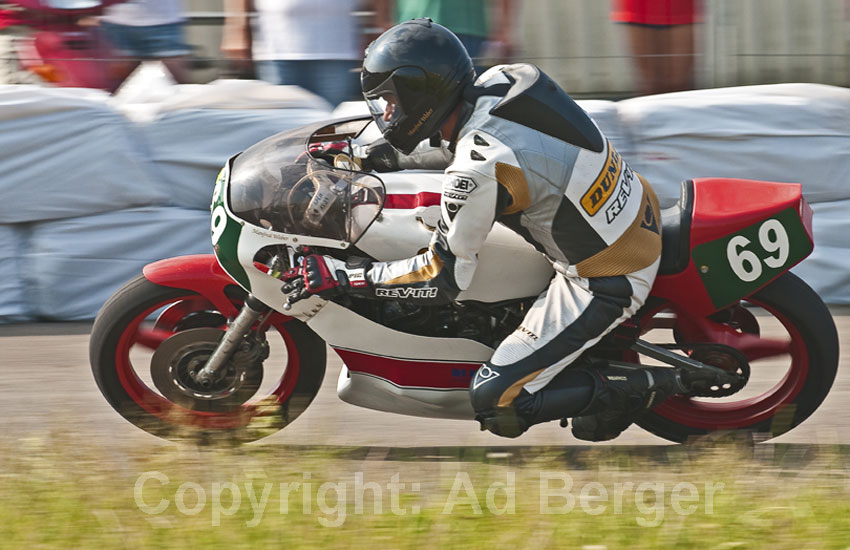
[581,143,622,216]
[407,108,434,136]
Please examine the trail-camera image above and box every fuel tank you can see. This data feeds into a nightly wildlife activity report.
[355,171,555,302]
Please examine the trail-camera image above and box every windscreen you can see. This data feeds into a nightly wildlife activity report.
[228,118,385,244]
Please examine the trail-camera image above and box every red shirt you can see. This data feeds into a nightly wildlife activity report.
[611,0,701,26]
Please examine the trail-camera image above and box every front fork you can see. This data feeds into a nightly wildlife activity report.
[193,254,289,386]
[194,295,271,386]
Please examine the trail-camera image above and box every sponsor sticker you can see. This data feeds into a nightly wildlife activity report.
[517,325,539,341]
[581,143,622,216]
[347,268,368,288]
[604,169,633,223]
[445,176,478,201]
[375,287,439,299]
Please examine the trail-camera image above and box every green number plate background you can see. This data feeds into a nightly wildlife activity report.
[211,168,251,291]
[691,207,812,309]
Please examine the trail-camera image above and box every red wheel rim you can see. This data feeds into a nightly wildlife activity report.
[114,294,300,430]
[640,299,809,430]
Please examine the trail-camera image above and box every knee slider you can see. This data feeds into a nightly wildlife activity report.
[469,363,511,414]
[470,363,533,438]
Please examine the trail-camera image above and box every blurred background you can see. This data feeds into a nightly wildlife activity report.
[148,0,850,97]
[4,0,850,98]
[145,0,850,96]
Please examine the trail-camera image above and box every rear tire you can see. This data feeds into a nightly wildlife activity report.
[636,272,839,443]
[90,275,326,442]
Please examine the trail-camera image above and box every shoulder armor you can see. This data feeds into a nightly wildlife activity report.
[488,64,604,153]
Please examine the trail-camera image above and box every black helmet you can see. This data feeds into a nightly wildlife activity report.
[361,19,475,155]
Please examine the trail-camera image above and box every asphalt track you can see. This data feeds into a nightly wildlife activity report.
[1,309,847,449]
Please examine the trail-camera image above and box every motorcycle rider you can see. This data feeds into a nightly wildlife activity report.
[283,19,690,441]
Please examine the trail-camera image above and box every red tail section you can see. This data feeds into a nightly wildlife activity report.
[653,178,813,315]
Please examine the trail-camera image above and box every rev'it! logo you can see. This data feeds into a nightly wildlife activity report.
[375,287,439,299]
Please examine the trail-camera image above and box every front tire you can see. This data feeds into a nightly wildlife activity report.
[636,272,839,443]
[90,275,326,442]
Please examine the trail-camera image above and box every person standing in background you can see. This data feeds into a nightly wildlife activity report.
[373,0,515,68]
[100,0,191,84]
[611,0,701,95]
[0,4,45,84]
[221,0,360,107]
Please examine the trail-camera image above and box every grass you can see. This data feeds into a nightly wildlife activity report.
[1,433,850,549]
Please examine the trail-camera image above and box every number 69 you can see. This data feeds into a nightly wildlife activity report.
[726,219,789,282]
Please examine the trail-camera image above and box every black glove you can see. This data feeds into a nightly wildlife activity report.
[359,139,400,173]
[361,137,454,172]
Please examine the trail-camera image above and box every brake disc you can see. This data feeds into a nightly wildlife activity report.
[150,328,263,413]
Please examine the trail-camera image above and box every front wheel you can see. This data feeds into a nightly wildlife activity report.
[90,275,326,442]
[635,272,839,443]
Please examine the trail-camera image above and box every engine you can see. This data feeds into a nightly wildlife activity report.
[344,296,531,349]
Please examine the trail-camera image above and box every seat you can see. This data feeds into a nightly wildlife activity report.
[658,180,694,275]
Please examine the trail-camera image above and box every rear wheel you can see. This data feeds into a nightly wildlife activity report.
[90,275,326,442]
[635,272,838,443]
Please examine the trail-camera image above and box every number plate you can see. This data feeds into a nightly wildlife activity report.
[211,166,251,290]
[691,207,812,308]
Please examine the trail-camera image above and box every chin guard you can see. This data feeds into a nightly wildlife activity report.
[488,64,605,153]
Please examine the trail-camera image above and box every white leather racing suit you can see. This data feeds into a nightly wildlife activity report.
[360,63,663,424]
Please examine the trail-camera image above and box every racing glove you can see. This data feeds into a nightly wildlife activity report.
[358,139,400,172]
[280,254,371,303]
[359,137,453,173]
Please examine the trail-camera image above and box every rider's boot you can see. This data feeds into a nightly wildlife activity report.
[472,361,689,441]
[475,368,597,438]
[570,366,688,442]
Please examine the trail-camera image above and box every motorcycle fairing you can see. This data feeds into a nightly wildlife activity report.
[306,300,492,420]
[142,254,249,319]
[308,300,494,362]
[337,363,476,419]
[653,178,814,314]
[488,64,605,153]
[209,118,387,314]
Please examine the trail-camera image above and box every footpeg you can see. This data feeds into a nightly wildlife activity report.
[632,340,750,398]
[681,344,750,398]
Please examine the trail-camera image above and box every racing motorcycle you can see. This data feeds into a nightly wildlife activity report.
[89,116,840,443]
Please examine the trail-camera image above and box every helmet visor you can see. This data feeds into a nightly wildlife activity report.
[365,88,404,137]
[365,93,402,135]
[363,66,427,136]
